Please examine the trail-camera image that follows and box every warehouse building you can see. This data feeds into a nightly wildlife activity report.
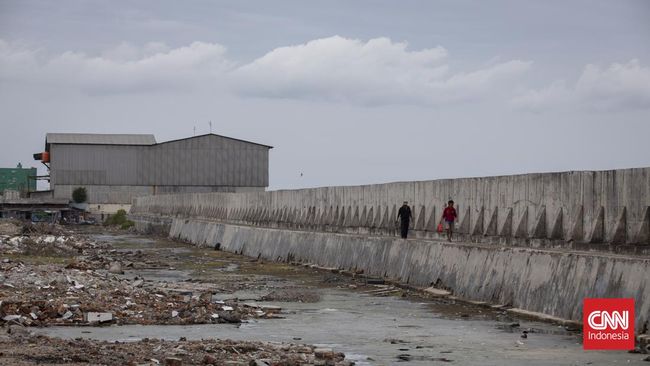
[34,133,272,215]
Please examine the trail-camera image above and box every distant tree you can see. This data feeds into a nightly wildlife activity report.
[72,187,87,203]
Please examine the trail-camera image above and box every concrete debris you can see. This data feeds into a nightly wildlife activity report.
[0,259,274,326]
[84,312,113,323]
[0,220,22,236]
[109,261,124,274]
[314,348,337,359]
[1,333,354,365]
[249,360,270,366]
[0,221,107,256]
[423,287,452,297]
[261,289,321,303]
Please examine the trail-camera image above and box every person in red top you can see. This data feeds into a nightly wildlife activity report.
[441,200,457,242]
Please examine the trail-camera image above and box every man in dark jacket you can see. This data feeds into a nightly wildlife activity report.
[397,201,412,239]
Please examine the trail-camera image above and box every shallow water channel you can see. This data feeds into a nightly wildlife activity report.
[38,233,645,365]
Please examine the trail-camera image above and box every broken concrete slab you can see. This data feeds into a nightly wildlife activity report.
[423,287,451,297]
[84,312,113,323]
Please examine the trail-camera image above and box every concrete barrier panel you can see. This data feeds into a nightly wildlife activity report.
[162,219,649,331]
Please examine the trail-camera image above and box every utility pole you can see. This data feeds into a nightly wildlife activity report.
[209,121,212,134]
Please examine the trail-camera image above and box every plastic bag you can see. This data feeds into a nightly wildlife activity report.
[437,223,444,233]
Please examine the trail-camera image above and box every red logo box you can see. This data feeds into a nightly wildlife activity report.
[583,298,635,350]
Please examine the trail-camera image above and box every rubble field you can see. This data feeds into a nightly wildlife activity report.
[0,259,282,326]
[0,220,355,365]
[0,325,349,365]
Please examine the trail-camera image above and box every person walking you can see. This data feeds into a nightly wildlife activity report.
[441,200,457,242]
[397,201,413,239]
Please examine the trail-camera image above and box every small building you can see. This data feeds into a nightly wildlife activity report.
[0,163,37,197]
[0,196,72,221]
[34,133,272,215]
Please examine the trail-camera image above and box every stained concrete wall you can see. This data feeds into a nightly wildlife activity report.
[132,167,650,247]
[154,218,649,331]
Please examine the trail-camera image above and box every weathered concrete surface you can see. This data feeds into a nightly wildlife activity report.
[160,218,649,331]
[132,167,650,248]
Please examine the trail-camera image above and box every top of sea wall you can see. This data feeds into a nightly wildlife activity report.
[131,167,650,248]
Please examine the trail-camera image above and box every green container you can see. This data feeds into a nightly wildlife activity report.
[0,163,37,193]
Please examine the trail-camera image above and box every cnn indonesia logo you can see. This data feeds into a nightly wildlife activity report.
[583,298,635,350]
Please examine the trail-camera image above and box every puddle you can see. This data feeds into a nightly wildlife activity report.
[215,263,239,272]
[122,268,191,282]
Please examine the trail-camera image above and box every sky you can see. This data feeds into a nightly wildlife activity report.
[0,0,649,190]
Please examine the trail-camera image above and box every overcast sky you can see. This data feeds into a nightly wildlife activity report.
[1,0,649,190]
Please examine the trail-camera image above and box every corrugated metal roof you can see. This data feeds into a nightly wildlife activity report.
[46,133,156,146]
[157,133,273,149]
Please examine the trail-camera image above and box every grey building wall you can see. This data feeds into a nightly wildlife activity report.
[54,185,154,204]
[154,186,264,194]
[54,184,264,204]
[49,134,270,188]
[50,145,142,186]
[141,135,269,187]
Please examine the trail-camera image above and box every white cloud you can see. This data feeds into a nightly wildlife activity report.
[1,36,531,105]
[0,40,232,94]
[512,59,650,112]
[231,36,531,105]
[3,38,649,110]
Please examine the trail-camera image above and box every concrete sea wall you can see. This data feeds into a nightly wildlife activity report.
[143,218,647,330]
[132,167,650,249]
[130,167,650,330]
